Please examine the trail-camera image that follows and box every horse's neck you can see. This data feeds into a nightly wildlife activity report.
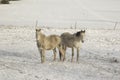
[40,32,46,38]
[73,33,82,41]
[38,32,46,43]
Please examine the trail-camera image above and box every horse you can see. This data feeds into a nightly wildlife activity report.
[36,28,65,63]
[59,30,85,62]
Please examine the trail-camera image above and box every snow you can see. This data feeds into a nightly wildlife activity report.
[0,0,120,80]
[0,26,120,80]
[0,0,120,28]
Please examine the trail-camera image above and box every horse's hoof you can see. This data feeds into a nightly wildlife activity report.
[41,61,45,63]
[53,59,56,61]
[71,59,72,62]
[76,61,79,64]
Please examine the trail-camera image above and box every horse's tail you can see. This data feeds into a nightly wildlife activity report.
[59,44,62,61]
[58,43,66,61]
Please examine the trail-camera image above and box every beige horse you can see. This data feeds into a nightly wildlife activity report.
[36,28,65,63]
[59,30,85,62]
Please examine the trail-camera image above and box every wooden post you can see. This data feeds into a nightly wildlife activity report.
[35,20,38,28]
[114,22,118,30]
[75,22,77,29]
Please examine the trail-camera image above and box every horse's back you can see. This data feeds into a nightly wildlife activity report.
[44,35,61,50]
[48,35,61,43]
[61,32,72,37]
[61,32,75,47]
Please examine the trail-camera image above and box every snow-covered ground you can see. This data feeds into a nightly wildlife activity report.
[0,0,120,29]
[0,0,120,80]
[0,26,120,80]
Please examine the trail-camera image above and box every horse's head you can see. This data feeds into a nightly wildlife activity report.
[36,28,41,41]
[76,30,86,43]
[36,28,41,32]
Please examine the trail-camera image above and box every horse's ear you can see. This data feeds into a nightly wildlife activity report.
[76,31,81,36]
[36,28,41,32]
[35,28,37,31]
[83,30,85,32]
[39,29,41,31]
[81,30,85,32]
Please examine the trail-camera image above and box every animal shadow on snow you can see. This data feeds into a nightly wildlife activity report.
[0,50,34,60]
[84,50,120,64]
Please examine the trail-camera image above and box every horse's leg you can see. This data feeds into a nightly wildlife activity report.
[40,49,43,63]
[58,44,63,61]
[38,48,43,63]
[58,45,65,61]
[63,45,66,60]
[53,48,57,61]
[59,50,62,61]
[77,48,80,62]
[59,45,66,61]
[42,49,45,63]
[71,47,74,62]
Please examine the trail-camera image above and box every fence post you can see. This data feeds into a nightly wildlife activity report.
[74,22,77,29]
[35,20,38,27]
[114,22,118,30]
